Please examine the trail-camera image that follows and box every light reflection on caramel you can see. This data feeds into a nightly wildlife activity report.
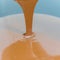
[2,39,39,60]
[2,38,60,60]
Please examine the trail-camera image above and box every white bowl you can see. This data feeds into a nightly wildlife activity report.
[0,14,60,59]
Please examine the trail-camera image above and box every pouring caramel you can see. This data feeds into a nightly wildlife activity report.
[2,0,60,60]
[16,0,38,36]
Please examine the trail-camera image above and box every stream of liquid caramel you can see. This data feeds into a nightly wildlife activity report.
[16,0,38,36]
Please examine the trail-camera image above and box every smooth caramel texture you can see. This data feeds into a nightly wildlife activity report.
[2,39,60,60]
[2,39,39,60]
[16,0,38,35]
